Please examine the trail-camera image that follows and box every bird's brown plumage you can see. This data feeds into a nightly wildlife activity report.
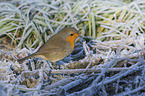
[17,27,79,68]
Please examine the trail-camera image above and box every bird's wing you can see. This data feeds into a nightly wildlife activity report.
[37,36,65,51]
[35,47,64,55]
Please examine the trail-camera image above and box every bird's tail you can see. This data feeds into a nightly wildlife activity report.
[17,54,35,63]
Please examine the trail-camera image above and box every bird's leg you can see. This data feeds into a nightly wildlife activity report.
[53,62,58,70]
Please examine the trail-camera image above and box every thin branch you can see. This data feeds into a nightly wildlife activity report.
[44,67,129,74]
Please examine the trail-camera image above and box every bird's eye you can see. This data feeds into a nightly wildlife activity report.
[70,33,74,36]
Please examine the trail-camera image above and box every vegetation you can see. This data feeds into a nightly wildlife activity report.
[0,0,145,95]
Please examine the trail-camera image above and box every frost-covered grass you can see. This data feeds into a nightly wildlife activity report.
[1,0,145,95]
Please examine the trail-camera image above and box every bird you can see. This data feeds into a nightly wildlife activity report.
[17,27,79,69]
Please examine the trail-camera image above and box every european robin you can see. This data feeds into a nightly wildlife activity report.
[17,27,79,69]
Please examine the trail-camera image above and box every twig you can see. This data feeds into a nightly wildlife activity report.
[117,84,145,96]
[69,61,143,95]
[44,67,129,74]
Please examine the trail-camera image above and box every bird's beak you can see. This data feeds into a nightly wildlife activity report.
[76,31,82,37]
[73,33,79,37]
